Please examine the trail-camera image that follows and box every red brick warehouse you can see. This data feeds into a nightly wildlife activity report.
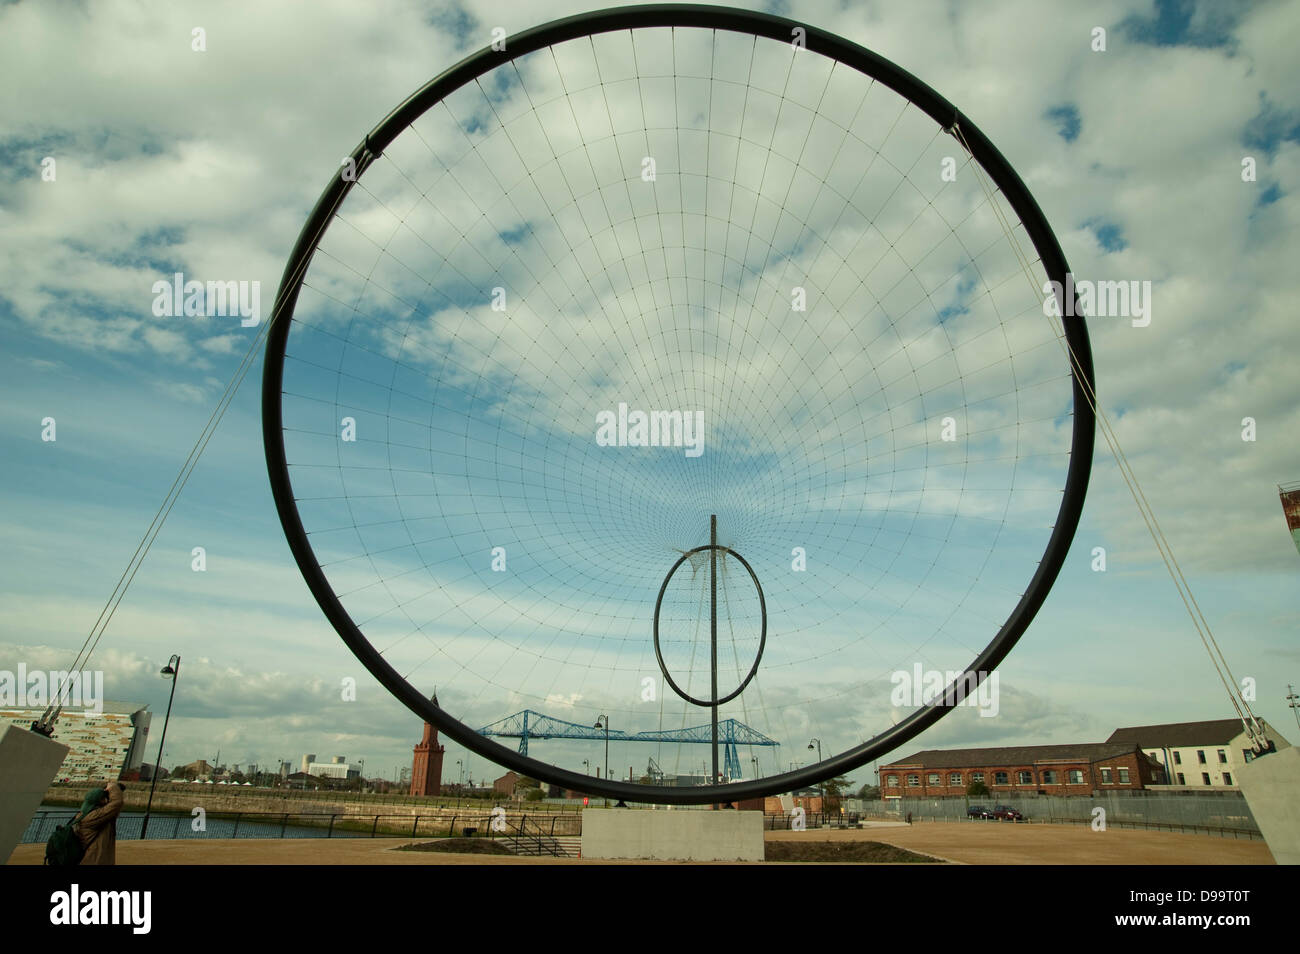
[880,743,1164,799]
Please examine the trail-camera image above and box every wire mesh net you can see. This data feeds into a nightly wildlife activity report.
[275,24,1077,784]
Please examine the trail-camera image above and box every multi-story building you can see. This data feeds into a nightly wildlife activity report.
[1106,718,1291,790]
[879,742,1163,799]
[302,755,361,780]
[494,770,521,795]
[0,702,150,781]
[174,759,214,780]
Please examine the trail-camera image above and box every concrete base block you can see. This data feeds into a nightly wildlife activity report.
[0,724,70,863]
[1237,746,1300,865]
[581,808,764,861]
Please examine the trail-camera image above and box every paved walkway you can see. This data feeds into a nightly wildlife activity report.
[6,838,713,865]
[768,822,1274,865]
[8,822,1274,865]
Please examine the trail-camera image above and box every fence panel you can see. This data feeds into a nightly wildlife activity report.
[859,791,1260,837]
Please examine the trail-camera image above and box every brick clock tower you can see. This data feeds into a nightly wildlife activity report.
[409,694,445,797]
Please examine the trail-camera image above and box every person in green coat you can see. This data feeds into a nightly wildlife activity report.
[76,781,125,865]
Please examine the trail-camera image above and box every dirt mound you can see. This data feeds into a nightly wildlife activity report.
[399,838,514,855]
[764,840,941,863]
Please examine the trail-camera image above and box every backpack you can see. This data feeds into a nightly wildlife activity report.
[44,813,86,866]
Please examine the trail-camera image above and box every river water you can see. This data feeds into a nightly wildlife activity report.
[23,805,379,843]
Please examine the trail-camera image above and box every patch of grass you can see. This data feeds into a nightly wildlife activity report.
[398,838,514,855]
[764,840,941,863]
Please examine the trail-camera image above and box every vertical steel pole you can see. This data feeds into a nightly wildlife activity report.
[141,657,179,840]
[710,515,719,790]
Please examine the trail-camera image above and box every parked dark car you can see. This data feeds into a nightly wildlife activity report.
[992,805,1025,821]
[966,805,994,819]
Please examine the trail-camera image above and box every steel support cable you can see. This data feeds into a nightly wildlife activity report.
[36,187,345,732]
[951,124,1267,747]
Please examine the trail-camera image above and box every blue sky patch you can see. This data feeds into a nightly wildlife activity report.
[1118,0,1242,49]
[498,223,530,245]
[424,3,475,48]
[1242,93,1300,159]
[1045,104,1081,143]
[1085,219,1128,253]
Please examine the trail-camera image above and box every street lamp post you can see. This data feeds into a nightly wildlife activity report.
[141,654,180,841]
[808,738,823,823]
[594,715,610,807]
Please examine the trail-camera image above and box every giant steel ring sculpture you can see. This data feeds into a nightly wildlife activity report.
[263,4,1095,804]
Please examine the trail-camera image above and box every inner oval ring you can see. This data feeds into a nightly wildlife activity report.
[652,544,769,707]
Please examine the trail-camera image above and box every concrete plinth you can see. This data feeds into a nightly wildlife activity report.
[0,724,70,863]
[581,808,764,861]
[1237,746,1300,865]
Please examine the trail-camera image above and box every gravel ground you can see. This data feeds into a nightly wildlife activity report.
[7,822,1274,865]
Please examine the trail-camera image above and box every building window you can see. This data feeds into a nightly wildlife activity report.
[1100,768,1113,784]
[1041,770,1057,784]
[1242,749,1254,763]
[949,773,962,786]
[1177,772,1185,785]
[1017,770,1033,785]
[887,775,899,787]
[927,773,941,785]
[1217,749,1227,763]
[1068,769,1083,784]
[907,774,920,787]
[1202,773,1211,785]
[1197,750,1206,764]
[972,772,984,783]
[994,771,1008,785]
[1117,768,1130,784]
[1223,772,1232,785]
[1173,751,1182,764]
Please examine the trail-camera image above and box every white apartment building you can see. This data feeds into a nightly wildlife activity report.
[0,702,151,781]
[1107,718,1291,789]
[301,754,361,779]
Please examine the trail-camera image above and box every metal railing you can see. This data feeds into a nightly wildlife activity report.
[853,811,1262,839]
[22,809,583,845]
[763,811,851,830]
[43,784,585,811]
[499,815,574,856]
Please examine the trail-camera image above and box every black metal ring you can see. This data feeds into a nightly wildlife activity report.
[261,3,1095,805]
[652,544,768,707]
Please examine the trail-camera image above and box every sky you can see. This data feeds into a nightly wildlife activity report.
[1,0,1298,791]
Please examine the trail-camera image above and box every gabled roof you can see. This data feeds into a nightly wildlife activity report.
[882,742,1140,769]
[1106,719,1245,748]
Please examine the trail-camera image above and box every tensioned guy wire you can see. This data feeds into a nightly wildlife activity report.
[36,188,344,733]
[951,122,1267,749]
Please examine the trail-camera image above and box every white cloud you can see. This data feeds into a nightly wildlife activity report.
[2,0,1296,782]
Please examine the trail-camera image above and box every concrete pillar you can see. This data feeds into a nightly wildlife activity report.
[1236,746,1300,865]
[0,724,70,863]
[581,807,763,860]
